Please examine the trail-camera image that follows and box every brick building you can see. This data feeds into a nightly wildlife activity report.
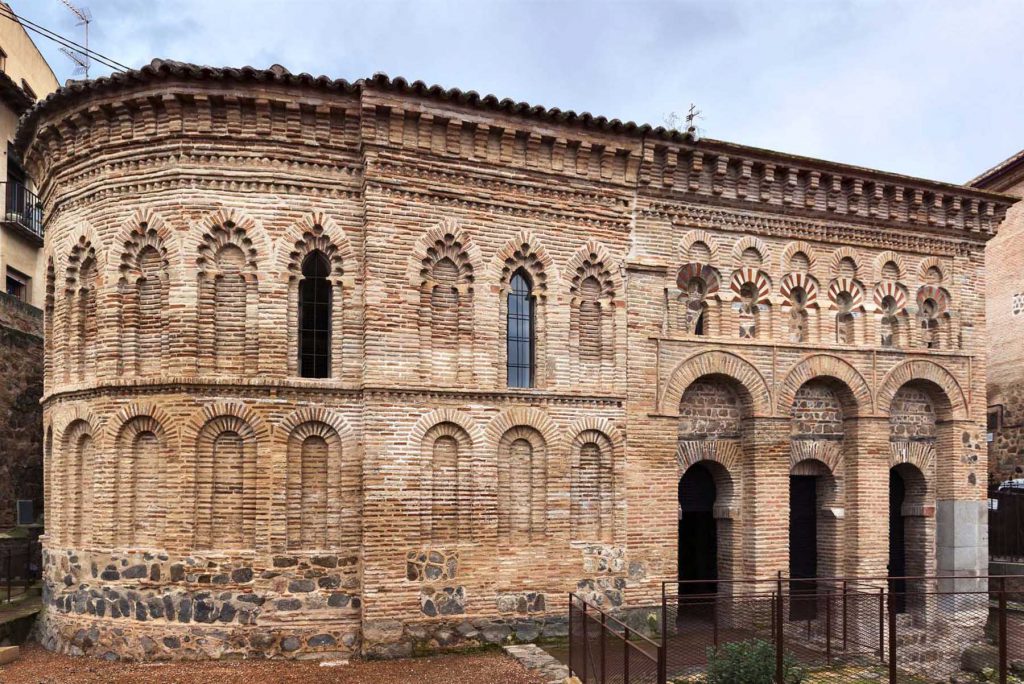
[970,151,1024,484]
[20,60,1016,660]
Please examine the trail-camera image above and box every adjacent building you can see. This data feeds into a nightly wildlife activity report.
[0,2,58,530]
[20,60,1016,660]
[970,151,1024,485]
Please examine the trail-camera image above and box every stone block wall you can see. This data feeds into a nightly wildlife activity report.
[0,290,42,529]
[15,60,1015,660]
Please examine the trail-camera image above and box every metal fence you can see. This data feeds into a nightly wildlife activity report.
[569,592,664,684]
[0,540,40,603]
[570,575,1024,683]
[1,181,43,239]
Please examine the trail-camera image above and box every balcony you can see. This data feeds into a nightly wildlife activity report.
[1,182,42,242]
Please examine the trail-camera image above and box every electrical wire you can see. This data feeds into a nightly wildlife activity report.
[0,5,130,74]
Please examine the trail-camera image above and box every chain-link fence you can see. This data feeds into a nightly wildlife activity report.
[569,575,1024,683]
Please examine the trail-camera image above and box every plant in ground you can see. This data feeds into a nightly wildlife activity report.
[703,639,804,684]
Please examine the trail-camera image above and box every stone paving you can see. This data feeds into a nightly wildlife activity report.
[504,643,571,684]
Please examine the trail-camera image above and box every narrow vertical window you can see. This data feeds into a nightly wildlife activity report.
[507,269,534,388]
[299,251,331,378]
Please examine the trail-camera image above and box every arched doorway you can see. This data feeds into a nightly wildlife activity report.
[678,462,718,600]
[889,462,928,616]
[889,468,907,613]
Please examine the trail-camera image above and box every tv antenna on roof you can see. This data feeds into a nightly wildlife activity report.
[56,0,92,78]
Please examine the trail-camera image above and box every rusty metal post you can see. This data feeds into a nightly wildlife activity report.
[878,587,884,661]
[842,580,848,652]
[623,625,631,684]
[888,589,897,684]
[582,600,589,683]
[825,590,832,665]
[776,573,784,684]
[600,610,607,684]
[5,550,11,602]
[1000,577,1008,684]
[659,583,667,684]
[568,595,575,677]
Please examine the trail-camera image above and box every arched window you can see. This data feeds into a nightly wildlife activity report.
[507,269,535,388]
[788,286,808,343]
[299,251,332,378]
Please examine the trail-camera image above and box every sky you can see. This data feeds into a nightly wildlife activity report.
[9,0,1024,185]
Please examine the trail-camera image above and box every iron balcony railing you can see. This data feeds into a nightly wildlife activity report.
[1,181,43,239]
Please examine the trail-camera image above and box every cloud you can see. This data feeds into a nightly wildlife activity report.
[10,0,1024,183]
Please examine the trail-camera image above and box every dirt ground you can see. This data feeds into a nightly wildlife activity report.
[0,643,546,684]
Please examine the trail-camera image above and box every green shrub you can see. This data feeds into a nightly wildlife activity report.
[704,639,804,684]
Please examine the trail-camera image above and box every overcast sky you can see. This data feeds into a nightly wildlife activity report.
[10,0,1024,184]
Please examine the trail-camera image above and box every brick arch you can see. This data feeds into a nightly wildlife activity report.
[876,359,967,421]
[676,442,741,516]
[790,440,843,475]
[53,403,102,441]
[407,217,483,289]
[111,209,182,282]
[190,209,271,269]
[55,222,105,278]
[410,408,484,448]
[678,229,721,264]
[828,246,861,279]
[563,416,624,455]
[728,268,772,304]
[563,239,621,301]
[490,230,557,296]
[889,441,935,475]
[873,250,907,282]
[275,212,356,284]
[659,350,772,417]
[731,235,771,269]
[181,401,270,445]
[776,354,873,416]
[485,406,559,451]
[917,256,946,285]
[103,402,176,444]
[781,240,820,275]
[278,406,356,448]
[781,272,820,308]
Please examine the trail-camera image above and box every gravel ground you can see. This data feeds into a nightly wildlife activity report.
[0,643,546,684]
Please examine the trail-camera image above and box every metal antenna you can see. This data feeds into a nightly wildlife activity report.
[56,0,92,78]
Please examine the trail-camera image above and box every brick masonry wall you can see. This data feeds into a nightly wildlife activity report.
[0,291,42,529]
[16,64,1014,660]
[982,171,1024,482]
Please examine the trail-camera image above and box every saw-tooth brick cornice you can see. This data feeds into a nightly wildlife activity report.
[18,59,1017,237]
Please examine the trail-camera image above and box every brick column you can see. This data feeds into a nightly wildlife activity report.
[743,416,789,578]
[842,416,890,578]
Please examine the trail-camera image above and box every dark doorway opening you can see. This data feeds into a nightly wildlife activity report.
[889,468,907,614]
[789,475,818,620]
[678,463,718,617]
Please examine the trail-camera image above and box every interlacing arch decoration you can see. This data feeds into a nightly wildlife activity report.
[195,213,264,376]
[116,213,175,376]
[492,232,554,388]
[876,359,968,422]
[279,214,354,379]
[565,240,620,379]
[776,354,873,417]
[410,220,480,384]
[672,262,720,337]
[729,267,771,339]
[43,256,54,386]
[915,284,952,350]
[62,233,100,382]
[874,281,909,348]
[781,272,819,343]
[183,402,269,552]
[828,277,864,344]
[659,350,772,417]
